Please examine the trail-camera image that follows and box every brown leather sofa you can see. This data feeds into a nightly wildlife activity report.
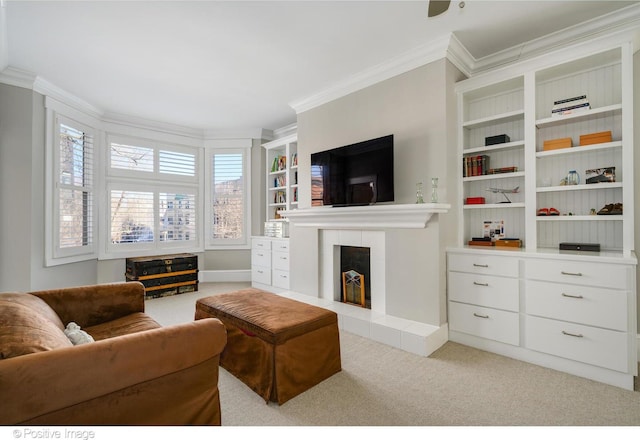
[0,282,226,425]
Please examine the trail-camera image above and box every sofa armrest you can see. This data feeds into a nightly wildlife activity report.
[0,317,227,425]
[30,282,146,328]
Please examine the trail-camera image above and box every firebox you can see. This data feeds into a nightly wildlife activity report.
[339,246,371,309]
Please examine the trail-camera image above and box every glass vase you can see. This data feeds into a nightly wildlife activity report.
[431,177,439,203]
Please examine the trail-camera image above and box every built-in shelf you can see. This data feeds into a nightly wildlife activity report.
[536,215,623,221]
[463,109,525,129]
[535,104,622,128]
[464,202,525,209]
[463,171,525,182]
[535,141,622,158]
[537,183,622,192]
[464,140,525,155]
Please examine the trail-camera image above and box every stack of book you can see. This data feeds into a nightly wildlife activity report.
[551,95,590,117]
[468,237,494,247]
[463,155,490,177]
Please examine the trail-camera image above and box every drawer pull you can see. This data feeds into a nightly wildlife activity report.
[473,313,489,319]
[257,253,264,257]
[280,274,288,278]
[561,271,583,277]
[473,263,488,268]
[257,270,264,274]
[562,330,584,338]
[561,293,584,299]
[473,281,489,287]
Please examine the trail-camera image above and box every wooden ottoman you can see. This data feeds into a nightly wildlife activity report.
[195,288,341,405]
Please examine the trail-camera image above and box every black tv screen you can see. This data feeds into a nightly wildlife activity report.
[311,134,394,207]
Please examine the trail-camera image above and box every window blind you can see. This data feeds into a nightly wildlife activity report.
[211,153,244,240]
[58,123,94,249]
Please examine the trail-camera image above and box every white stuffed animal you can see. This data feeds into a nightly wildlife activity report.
[64,322,95,345]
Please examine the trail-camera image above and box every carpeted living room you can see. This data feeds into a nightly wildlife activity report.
[144,281,640,426]
[2,0,640,433]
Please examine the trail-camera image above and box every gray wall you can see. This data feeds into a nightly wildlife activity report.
[0,84,97,291]
[290,59,465,324]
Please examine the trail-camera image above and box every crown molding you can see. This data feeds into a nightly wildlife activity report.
[289,33,454,115]
[34,76,104,120]
[289,4,640,115]
[469,3,640,74]
[0,66,37,89]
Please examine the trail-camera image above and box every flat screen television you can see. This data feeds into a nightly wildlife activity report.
[311,134,394,207]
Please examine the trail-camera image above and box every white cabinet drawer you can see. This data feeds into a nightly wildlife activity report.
[525,315,629,373]
[251,248,271,268]
[448,253,518,277]
[272,269,290,289]
[525,280,627,331]
[525,259,628,290]
[272,250,290,271]
[252,265,271,285]
[272,239,290,252]
[252,238,271,251]
[449,272,519,312]
[448,302,519,346]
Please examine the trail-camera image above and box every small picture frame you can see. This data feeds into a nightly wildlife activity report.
[585,166,615,184]
[483,220,505,242]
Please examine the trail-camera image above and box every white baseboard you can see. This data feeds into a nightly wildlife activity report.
[199,269,251,283]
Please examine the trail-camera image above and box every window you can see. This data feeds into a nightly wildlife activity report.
[105,136,201,257]
[47,114,97,264]
[207,148,250,247]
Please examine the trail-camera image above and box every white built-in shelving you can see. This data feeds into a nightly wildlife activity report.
[262,134,298,223]
[449,34,636,391]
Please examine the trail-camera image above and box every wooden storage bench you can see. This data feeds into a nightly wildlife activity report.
[195,288,341,404]
[126,253,198,298]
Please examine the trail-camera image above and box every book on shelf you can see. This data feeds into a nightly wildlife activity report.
[463,155,490,177]
[487,166,518,174]
[274,174,286,188]
[553,95,587,106]
[551,95,590,117]
[271,155,286,172]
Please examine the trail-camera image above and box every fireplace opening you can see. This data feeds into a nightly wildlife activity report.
[340,246,371,309]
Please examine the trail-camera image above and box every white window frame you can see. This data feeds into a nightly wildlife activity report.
[45,100,100,266]
[101,134,203,259]
[205,143,251,249]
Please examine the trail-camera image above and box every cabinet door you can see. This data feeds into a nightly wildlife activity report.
[525,315,629,373]
[449,272,519,312]
[272,269,290,289]
[525,280,627,331]
[449,302,519,346]
[525,258,628,289]
[448,253,519,277]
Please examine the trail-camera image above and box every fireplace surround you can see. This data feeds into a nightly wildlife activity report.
[282,203,450,357]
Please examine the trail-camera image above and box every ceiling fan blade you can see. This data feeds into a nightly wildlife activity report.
[428,0,451,17]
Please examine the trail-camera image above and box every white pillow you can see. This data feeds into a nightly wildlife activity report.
[64,322,95,345]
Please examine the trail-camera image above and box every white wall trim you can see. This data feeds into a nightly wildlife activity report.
[471,3,640,74]
[289,4,640,115]
[289,33,453,114]
[200,269,251,283]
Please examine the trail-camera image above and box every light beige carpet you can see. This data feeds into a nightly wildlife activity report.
[145,282,640,426]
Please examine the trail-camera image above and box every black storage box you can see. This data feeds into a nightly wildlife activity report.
[485,134,510,146]
[559,242,601,252]
[126,253,197,277]
[126,253,198,298]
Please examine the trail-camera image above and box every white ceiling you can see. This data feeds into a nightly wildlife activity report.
[3,1,638,135]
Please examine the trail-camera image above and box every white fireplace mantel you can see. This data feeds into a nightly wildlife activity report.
[281,203,450,229]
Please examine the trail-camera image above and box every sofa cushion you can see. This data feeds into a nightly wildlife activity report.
[0,293,72,359]
[84,312,161,341]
